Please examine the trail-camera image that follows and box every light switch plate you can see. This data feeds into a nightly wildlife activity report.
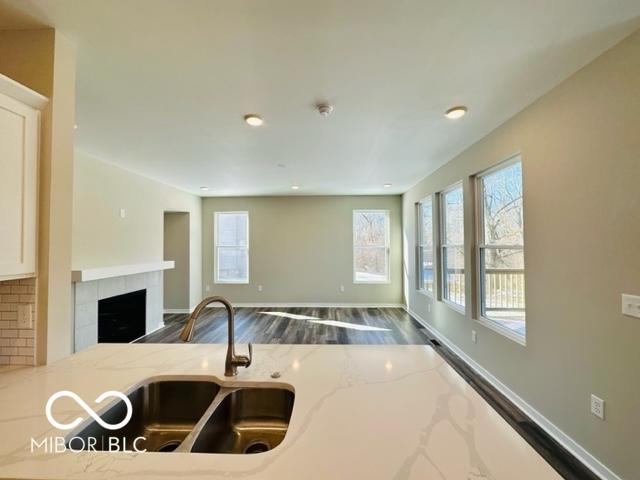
[119,208,126,219]
[17,304,32,329]
[621,294,640,318]
[471,330,477,344]
[590,394,605,420]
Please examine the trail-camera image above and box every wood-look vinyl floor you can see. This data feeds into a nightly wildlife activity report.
[136,307,429,345]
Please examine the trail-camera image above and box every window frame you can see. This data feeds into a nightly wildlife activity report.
[352,209,391,284]
[214,211,250,285]
[416,196,434,296]
[439,182,466,313]
[474,154,526,346]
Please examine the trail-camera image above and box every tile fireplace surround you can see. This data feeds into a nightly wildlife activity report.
[73,271,163,352]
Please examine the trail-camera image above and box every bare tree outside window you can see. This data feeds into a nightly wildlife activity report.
[353,210,389,283]
[418,198,434,293]
[440,185,465,308]
[478,159,526,338]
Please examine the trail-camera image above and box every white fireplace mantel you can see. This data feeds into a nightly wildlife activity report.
[71,261,175,283]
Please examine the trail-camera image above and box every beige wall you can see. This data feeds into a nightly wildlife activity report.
[402,30,640,479]
[163,212,190,310]
[202,196,403,305]
[73,152,203,308]
[0,29,76,364]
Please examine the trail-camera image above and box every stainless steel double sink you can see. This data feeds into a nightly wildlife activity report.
[66,377,295,454]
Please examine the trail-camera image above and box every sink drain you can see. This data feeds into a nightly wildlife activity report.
[157,440,181,452]
[243,440,271,454]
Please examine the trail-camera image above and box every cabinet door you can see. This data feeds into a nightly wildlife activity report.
[0,92,38,278]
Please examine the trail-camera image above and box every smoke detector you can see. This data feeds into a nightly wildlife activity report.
[316,102,334,117]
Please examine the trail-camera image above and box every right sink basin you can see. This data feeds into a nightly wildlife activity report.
[190,387,295,454]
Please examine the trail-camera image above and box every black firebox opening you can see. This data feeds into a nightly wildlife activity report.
[98,289,146,343]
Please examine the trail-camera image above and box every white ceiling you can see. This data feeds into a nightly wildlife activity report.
[1,1,639,196]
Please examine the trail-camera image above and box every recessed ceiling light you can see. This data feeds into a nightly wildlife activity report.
[444,106,467,119]
[384,183,392,188]
[200,186,209,191]
[244,114,264,126]
[291,185,300,190]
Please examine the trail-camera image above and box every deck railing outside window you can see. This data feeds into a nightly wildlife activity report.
[484,269,525,311]
[444,270,465,307]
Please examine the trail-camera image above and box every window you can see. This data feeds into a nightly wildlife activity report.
[477,158,525,340]
[417,198,434,294]
[214,212,249,284]
[353,210,390,283]
[440,184,465,309]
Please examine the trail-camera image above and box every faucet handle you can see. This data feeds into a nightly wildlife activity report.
[245,343,253,368]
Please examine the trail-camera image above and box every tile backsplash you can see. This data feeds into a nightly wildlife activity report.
[0,278,36,366]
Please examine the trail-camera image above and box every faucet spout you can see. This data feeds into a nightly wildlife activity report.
[179,296,252,377]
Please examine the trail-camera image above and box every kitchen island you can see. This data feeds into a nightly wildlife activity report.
[0,343,559,479]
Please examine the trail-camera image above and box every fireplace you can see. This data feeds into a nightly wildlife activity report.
[98,289,147,343]
[73,270,164,353]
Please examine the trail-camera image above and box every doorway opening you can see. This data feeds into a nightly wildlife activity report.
[163,212,190,312]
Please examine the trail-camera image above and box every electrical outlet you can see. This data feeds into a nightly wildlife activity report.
[258,285,263,292]
[590,394,605,420]
[621,294,640,318]
[427,303,431,313]
[205,284,210,292]
[339,285,345,293]
[17,304,32,329]
[119,208,126,219]
[471,330,477,344]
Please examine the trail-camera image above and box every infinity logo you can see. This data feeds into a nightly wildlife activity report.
[45,390,132,431]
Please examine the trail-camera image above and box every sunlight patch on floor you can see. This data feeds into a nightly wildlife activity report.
[259,311,391,332]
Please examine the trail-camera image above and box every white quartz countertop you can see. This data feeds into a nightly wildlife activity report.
[0,344,560,479]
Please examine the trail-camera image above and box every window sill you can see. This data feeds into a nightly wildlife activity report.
[353,280,391,285]
[442,299,465,315]
[417,289,434,298]
[214,280,249,285]
[474,316,527,346]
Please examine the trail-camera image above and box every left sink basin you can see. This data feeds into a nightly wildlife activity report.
[67,379,220,452]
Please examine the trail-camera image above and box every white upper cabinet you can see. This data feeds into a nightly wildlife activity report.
[0,74,47,280]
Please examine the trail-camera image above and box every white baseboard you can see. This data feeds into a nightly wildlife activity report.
[164,303,405,314]
[223,302,406,308]
[406,307,619,480]
[164,308,192,314]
